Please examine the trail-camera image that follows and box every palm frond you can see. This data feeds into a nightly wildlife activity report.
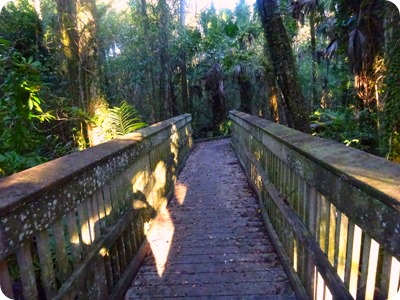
[348,27,367,74]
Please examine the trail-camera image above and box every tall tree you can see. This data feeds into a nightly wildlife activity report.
[158,0,170,120]
[257,0,310,132]
[56,0,107,146]
[180,0,189,113]
[206,63,226,129]
[384,2,400,162]
[290,0,320,108]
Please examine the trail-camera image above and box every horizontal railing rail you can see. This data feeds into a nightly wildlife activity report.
[0,114,193,299]
[229,110,400,300]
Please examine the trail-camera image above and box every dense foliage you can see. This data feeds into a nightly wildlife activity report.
[0,0,399,176]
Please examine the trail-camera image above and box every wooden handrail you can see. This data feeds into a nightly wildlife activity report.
[229,110,400,300]
[0,114,193,299]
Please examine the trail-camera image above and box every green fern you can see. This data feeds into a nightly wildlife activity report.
[108,101,147,136]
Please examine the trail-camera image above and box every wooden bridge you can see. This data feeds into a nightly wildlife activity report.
[0,111,399,299]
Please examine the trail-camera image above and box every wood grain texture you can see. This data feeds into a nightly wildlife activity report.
[125,139,295,299]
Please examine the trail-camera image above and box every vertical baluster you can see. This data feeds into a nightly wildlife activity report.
[358,235,372,299]
[327,204,336,265]
[272,154,277,185]
[319,196,329,254]
[53,220,72,283]
[325,282,333,300]
[309,186,321,300]
[279,160,284,195]
[103,184,113,227]
[88,190,102,244]
[110,244,121,283]
[346,223,362,298]
[36,230,57,298]
[304,184,315,296]
[117,235,127,273]
[117,175,127,211]
[66,209,82,268]
[110,179,121,218]
[380,254,400,299]
[298,177,305,221]
[323,204,340,300]
[364,238,380,300]
[293,236,298,272]
[86,196,95,246]
[288,220,294,267]
[347,224,362,298]
[288,167,295,207]
[292,169,297,209]
[89,258,108,300]
[283,162,287,199]
[297,239,305,286]
[77,200,91,251]
[137,214,144,245]
[306,261,316,299]
[268,150,273,180]
[103,251,114,292]
[0,259,13,298]
[124,227,133,263]
[315,192,322,244]
[96,188,106,231]
[94,190,103,239]
[337,213,349,281]
[315,271,325,300]
[302,179,314,295]
[129,221,138,255]
[307,185,317,237]
[279,213,286,257]
[15,243,38,299]
[388,256,400,298]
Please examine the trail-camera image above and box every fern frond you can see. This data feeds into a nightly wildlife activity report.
[108,101,147,136]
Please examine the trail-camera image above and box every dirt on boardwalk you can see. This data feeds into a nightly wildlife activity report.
[125,139,295,299]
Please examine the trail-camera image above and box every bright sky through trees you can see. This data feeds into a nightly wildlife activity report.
[193,0,255,11]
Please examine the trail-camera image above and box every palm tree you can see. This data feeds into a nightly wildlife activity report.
[257,0,310,132]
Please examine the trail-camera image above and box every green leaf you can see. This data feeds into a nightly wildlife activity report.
[224,22,239,38]
[108,101,147,137]
[0,38,11,46]
[28,98,33,110]
[31,61,41,68]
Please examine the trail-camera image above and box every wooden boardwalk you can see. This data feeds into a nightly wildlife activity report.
[124,139,295,299]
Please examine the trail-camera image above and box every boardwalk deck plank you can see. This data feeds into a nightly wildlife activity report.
[124,139,295,299]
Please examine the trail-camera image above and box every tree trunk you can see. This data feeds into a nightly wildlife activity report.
[384,3,400,162]
[257,0,310,133]
[238,72,252,114]
[57,0,107,147]
[180,0,189,113]
[310,10,317,110]
[158,0,170,120]
[266,74,279,123]
[78,0,107,146]
[206,64,226,129]
[55,0,80,108]
[169,74,178,116]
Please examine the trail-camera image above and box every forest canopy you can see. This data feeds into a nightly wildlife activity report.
[0,0,399,177]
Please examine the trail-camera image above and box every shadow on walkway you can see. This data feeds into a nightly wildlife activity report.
[124,139,295,299]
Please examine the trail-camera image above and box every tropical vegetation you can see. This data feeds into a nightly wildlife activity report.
[0,0,399,177]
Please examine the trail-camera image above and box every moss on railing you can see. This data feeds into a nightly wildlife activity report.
[0,114,193,299]
[230,110,400,300]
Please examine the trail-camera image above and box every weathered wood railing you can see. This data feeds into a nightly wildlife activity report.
[0,114,192,299]
[230,110,400,300]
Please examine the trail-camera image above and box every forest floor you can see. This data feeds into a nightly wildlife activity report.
[124,139,295,299]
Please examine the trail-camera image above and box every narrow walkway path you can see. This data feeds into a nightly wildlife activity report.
[125,139,295,299]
